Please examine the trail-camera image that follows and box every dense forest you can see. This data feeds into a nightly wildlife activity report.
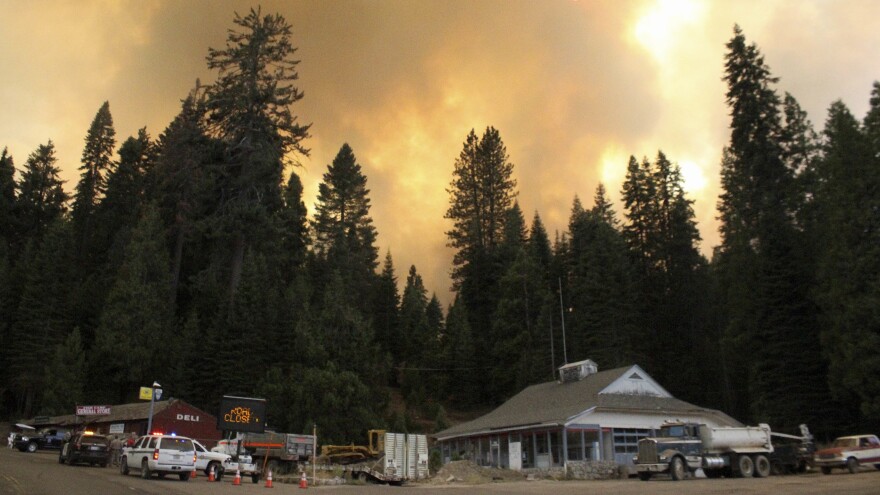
[1,11,878,444]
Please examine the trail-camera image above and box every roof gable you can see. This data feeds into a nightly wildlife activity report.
[599,364,671,397]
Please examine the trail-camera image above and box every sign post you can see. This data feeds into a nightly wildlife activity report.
[143,382,162,435]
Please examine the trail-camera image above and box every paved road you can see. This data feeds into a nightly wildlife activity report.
[3,446,880,494]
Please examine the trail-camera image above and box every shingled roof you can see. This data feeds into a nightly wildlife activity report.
[20,400,178,428]
[435,365,739,441]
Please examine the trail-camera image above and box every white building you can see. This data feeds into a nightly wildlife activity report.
[434,360,740,470]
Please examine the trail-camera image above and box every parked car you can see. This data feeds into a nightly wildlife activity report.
[59,431,110,467]
[14,427,69,453]
[814,434,880,474]
[119,434,196,481]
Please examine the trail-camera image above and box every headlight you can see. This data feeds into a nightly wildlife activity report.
[21,436,29,441]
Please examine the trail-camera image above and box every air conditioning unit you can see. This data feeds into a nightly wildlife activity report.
[558,359,598,383]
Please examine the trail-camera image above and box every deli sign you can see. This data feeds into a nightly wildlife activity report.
[76,405,111,415]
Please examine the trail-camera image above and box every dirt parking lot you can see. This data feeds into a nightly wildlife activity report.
[316,469,880,494]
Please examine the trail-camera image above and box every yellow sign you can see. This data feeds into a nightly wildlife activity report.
[139,387,153,400]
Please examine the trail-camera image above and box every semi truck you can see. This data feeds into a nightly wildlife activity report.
[214,431,315,475]
[634,421,774,481]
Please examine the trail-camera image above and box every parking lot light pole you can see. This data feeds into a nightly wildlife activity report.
[146,381,161,434]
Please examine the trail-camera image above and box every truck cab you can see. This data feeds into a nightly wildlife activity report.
[634,422,703,480]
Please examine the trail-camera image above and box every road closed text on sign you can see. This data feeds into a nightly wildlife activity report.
[217,396,266,433]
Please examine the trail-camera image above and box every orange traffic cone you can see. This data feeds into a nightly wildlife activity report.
[299,471,308,489]
[233,468,241,486]
[208,465,216,482]
[191,468,197,479]
[264,469,274,488]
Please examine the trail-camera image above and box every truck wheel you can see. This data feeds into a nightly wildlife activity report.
[820,466,831,475]
[206,461,220,478]
[120,457,129,475]
[670,457,686,481]
[252,473,260,484]
[26,442,38,453]
[141,459,151,479]
[737,455,754,478]
[753,455,771,478]
[846,457,859,474]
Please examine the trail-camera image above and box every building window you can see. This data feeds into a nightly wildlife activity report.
[612,428,650,454]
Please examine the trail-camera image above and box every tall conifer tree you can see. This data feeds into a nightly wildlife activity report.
[205,8,311,298]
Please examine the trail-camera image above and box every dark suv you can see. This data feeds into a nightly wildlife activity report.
[59,431,110,467]
[14,427,69,453]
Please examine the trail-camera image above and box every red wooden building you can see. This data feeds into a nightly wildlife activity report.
[20,399,222,447]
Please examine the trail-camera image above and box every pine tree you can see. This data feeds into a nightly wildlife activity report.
[815,98,880,423]
[91,205,175,403]
[7,219,76,415]
[441,297,479,407]
[151,86,217,310]
[0,148,16,244]
[372,251,400,380]
[491,247,551,399]
[567,196,638,371]
[40,328,86,416]
[311,143,379,271]
[72,101,116,253]
[445,127,517,383]
[16,141,68,240]
[528,211,552,272]
[715,26,829,429]
[274,171,310,275]
[398,265,430,368]
[205,7,311,298]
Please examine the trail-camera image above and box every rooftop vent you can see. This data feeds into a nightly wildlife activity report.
[558,359,598,383]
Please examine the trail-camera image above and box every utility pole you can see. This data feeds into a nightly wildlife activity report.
[558,278,567,365]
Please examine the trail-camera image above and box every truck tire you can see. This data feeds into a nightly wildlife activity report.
[753,455,771,478]
[252,473,260,484]
[638,472,652,481]
[820,466,831,475]
[846,457,859,474]
[141,459,151,479]
[736,455,754,478]
[120,456,129,475]
[670,457,686,481]
[26,442,38,453]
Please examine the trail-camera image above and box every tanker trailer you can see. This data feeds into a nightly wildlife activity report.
[634,421,773,481]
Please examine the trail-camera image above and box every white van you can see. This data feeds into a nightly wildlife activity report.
[120,434,196,481]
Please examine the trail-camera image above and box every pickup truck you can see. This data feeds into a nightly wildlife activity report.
[194,439,260,482]
[14,427,70,453]
[814,434,880,474]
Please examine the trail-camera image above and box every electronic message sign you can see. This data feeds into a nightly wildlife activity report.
[217,396,266,433]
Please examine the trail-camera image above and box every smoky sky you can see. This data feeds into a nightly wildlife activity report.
[2,0,878,304]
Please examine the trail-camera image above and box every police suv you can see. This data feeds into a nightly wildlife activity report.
[120,434,196,481]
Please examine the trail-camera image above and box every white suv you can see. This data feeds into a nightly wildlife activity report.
[120,434,196,481]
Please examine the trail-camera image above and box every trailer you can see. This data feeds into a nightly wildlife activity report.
[344,433,429,485]
[215,431,315,475]
[635,421,774,481]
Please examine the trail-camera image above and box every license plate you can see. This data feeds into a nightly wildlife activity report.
[174,454,181,460]
[90,446,99,450]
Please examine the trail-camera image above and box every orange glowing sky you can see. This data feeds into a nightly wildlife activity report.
[2,0,878,303]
